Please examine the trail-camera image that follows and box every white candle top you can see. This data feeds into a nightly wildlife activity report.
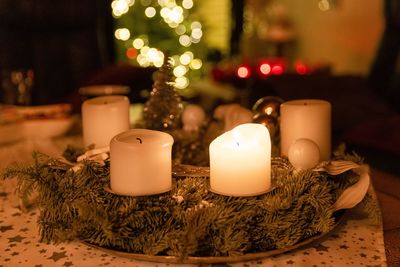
[114,129,174,148]
[83,95,129,107]
[282,99,330,107]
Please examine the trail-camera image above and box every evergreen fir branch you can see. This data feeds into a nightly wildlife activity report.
[2,145,372,259]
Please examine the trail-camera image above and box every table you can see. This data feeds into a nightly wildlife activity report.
[0,136,388,266]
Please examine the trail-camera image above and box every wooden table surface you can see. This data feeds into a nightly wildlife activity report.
[371,168,400,267]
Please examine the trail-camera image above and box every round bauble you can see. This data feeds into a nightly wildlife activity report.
[252,113,277,139]
[252,96,284,119]
[182,104,206,132]
[288,138,320,170]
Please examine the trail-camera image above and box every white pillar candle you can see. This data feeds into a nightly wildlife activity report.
[209,123,271,196]
[280,99,331,161]
[82,95,130,148]
[110,129,174,196]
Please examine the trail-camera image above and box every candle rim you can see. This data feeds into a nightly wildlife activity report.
[281,99,331,107]
[112,128,174,147]
[83,95,129,106]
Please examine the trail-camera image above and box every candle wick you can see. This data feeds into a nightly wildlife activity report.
[136,138,143,144]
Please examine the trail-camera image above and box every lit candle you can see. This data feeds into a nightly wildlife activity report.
[280,99,331,161]
[209,123,271,196]
[110,129,174,196]
[82,95,130,148]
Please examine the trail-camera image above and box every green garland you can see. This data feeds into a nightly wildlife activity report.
[1,146,376,260]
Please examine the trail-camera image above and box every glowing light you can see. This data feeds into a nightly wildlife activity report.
[191,28,202,39]
[271,64,284,75]
[191,21,202,30]
[127,0,135,6]
[137,54,150,66]
[179,35,191,46]
[126,48,137,59]
[169,6,184,23]
[132,38,144,49]
[140,46,150,55]
[175,24,186,35]
[160,7,169,18]
[189,59,202,70]
[111,0,131,17]
[147,48,159,61]
[145,7,156,17]
[180,52,193,65]
[115,28,130,41]
[259,63,271,75]
[295,62,309,75]
[182,0,193,9]
[175,76,189,89]
[237,66,251,78]
[173,65,187,77]
[318,0,330,11]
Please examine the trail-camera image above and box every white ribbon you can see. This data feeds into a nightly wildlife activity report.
[316,160,370,211]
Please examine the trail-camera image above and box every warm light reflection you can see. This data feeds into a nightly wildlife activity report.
[271,65,284,75]
[318,0,331,11]
[175,76,189,89]
[237,66,251,78]
[175,25,186,35]
[259,63,271,75]
[179,35,191,46]
[111,0,131,17]
[145,7,156,18]
[173,65,188,77]
[115,28,131,40]
[189,59,202,70]
[182,0,193,9]
[132,38,144,49]
[180,52,193,65]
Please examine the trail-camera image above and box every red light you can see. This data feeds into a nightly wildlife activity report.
[237,66,251,78]
[271,64,284,75]
[126,48,138,59]
[259,63,272,76]
[295,62,308,75]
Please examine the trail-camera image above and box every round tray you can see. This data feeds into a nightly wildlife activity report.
[81,210,346,264]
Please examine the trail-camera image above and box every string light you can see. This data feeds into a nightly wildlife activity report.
[113,0,204,86]
[189,59,202,70]
[237,66,251,79]
[115,28,131,40]
[145,7,156,18]
[182,0,193,9]
[132,38,145,49]
[179,35,191,46]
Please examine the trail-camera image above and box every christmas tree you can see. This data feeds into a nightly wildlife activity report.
[143,57,183,130]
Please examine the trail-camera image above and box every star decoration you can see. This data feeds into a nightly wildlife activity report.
[372,255,380,260]
[11,252,19,256]
[20,227,29,232]
[63,261,73,267]
[314,243,329,252]
[286,260,295,265]
[8,235,26,243]
[340,244,349,249]
[39,249,47,254]
[47,251,67,262]
[0,191,8,197]
[360,253,367,258]
[0,225,13,232]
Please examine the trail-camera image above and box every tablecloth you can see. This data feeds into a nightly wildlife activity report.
[0,137,388,267]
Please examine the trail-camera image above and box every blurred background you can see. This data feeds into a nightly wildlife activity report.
[0,0,399,171]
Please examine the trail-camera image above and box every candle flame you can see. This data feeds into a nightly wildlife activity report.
[136,137,143,144]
